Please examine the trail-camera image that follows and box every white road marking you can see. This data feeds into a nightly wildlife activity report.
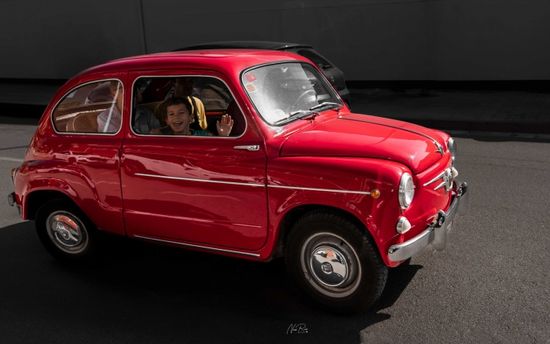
[0,156,23,162]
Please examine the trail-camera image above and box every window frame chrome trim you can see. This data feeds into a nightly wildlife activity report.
[129,74,248,139]
[50,78,124,136]
[240,61,344,127]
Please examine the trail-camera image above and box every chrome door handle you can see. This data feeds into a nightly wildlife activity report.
[233,145,260,152]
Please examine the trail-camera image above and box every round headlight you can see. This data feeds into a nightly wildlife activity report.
[448,137,456,163]
[398,173,415,209]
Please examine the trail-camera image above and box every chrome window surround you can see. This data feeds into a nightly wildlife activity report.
[240,61,344,128]
[129,75,247,139]
[50,78,124,136]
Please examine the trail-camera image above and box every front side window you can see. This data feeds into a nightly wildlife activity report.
[242,62,342,126]
[132,76,244,137]
[52,80,123,134]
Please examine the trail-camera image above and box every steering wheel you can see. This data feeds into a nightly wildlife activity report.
[290,89,317,112]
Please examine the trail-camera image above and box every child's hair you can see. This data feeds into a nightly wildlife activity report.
[156,97,193,121]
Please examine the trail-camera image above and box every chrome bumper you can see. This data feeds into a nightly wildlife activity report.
[387,182,468,263]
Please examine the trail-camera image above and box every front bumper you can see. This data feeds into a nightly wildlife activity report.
[387,181,468,263]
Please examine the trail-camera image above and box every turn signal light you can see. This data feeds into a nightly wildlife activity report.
[396,216,412,234]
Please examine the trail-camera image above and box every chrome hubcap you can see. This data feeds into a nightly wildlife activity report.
[310,245,349,287]
[46,211,88,254]
[301,232,362,298]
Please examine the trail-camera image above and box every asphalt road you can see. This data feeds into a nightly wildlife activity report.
[0,123,549,344]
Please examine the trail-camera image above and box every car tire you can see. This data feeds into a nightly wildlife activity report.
[285,211,387,313]
[35,200,97,261]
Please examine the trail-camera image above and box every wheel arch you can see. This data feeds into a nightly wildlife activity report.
[25,189,81,220]
[274,204,375,259]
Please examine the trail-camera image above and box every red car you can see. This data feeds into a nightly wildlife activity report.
[9,49,467,312]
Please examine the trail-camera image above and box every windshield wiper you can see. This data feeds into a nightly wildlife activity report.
[272,110,316,125]
[309,102,342,111]
[272,103,340,125]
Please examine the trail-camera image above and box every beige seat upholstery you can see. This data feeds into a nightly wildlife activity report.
[65,111,101,133]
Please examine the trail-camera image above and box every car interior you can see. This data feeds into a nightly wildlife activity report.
[51,77,245,136]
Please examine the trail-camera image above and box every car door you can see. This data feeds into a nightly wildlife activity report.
[120,71,268,252]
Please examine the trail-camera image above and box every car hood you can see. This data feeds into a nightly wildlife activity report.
[280,113,447,173]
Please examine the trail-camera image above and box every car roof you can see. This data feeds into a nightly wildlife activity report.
[174,41,313,51]
[79,49,309,77]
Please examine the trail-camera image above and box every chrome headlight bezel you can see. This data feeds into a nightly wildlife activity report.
[398,172,415,209]
[448,137,456,163]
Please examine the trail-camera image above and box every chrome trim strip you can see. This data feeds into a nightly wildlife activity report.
[135,172,371,195]
[433,181,447,191]
[340,116,444,154]
[233,145,260,151]
[268,184,371,195]
[133,235,261,257]
[134,172,265,187]
[423,169,447,187]
[424,167,456,191]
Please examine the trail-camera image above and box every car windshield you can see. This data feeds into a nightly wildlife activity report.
[242,62,342,125]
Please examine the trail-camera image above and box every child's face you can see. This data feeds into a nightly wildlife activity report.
[166,103,192,134]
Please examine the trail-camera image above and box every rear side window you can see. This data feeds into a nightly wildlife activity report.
[52,80,123,134]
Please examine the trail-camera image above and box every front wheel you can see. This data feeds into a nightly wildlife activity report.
[285,212,388,312]
[35,200,97,261]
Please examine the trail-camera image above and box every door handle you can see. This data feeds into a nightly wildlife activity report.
[233,145,260,152]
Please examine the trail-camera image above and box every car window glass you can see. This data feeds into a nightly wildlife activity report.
[242,62,341,125]
[132,76,244,137]
[52,80,123,134]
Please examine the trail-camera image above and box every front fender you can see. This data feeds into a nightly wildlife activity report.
[265,156,408,264]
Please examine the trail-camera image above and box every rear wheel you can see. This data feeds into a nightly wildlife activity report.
[286,212,387,312]
[35,200,97,261]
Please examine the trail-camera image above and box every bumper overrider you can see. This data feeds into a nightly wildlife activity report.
[388,181,469,263]
[8,167,21,214]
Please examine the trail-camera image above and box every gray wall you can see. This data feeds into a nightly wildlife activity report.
[1,0,549,81]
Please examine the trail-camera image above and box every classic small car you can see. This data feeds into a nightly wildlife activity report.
[9,49,467,312]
